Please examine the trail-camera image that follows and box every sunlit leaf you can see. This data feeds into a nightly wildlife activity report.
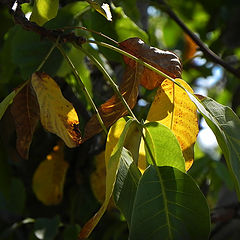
[86,0,112,21]
[147,79,199,170]
[11,82,39,159]
[144,122,186,172]
[114,7,148,42]
[183,33,198,60]
[32,142,69,205]
[79,117,137,239]
[31,0,59,26]
[31,72,81,147]
[119,38,182,89]
[129,166,210,240]
[189,94,240,197]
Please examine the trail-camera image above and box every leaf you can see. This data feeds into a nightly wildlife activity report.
[84,38,182,140]
[129,166,210,240]
[114,7,148,42]
[119,38,182,90]
[114,149,141,226]
[84,64,142,140]
[10,82,40,159]
[32,142,69,205]
[183,33,198,60]
[34,216,60,240]
[31,0,59,26]
[0,82,27,121]
[31,72,81,147]
[144,122,186,172]
[147,79,199,171]
[86,0,112,21]
[189,94,240,197]
[79,117,138,239]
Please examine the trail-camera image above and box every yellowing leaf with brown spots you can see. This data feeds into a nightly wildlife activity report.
[147,79,199,171]
[31,72,81,147]
[32,142,69,205]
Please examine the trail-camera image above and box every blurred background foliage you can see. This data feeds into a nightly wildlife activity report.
[0,0,240,239]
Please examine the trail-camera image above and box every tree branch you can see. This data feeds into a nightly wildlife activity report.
[8,0,86,46]
[154,0,240,79]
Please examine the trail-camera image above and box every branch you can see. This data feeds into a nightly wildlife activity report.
[8,1,86,46]
[154,0,240,79]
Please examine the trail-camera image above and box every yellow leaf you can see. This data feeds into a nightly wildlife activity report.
[32,142,69,205]
[31,72,81,148]
[147,79,199,171]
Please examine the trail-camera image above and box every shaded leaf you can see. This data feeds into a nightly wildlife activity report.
[31,72,81,147]
[34,216,60,240]
[119,38,182,89]
[79,117,137,239]
[31,0,59,26]
[86,0,112,21]
[147,79,199,170]
[0,83,27,120]
[32,142,69,205]
[84,64,142,140]
[129,166,210,240]
[144,122,186,172]
[11,82,40,159]
[114,149,141,226]
[189,94,240,197]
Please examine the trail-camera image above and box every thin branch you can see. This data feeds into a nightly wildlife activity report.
[57,45,108,135]
[9,1,86,46]
[153,0,240,79]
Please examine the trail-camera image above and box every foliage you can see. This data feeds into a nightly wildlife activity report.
[0,0,240,240]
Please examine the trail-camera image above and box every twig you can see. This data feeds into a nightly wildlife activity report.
[9,1,86,46]
[57,45,108,135]
[153,0,240,79]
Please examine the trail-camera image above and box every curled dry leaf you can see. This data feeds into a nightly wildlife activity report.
[32,141,69,205]
[84,38,182,141]
[147,79,199,171]
[11,82,40,159]
[31,72,81,147]
[119,37,182,89]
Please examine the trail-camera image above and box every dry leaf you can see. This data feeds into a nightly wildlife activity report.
[31,72,81,147]
[119,37,182,89]
[32,141,69,205]
[11,82,40,159]
[183,33,198,60]
[147,79,199,170]
[84,64,142,140]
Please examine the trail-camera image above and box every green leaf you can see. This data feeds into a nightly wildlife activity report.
[31,0,59,26]
[34,216,60,240]
[114,7,148,43]
[129,166,210,240]
[86,0,112,21]
[190,94,240,197]
[144,122,186,172]
[79,117,139,239]
[114,148,141,226]
[0,83,26,120]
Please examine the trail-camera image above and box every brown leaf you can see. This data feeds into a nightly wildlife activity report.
[11,82,40,159]
[84,38,182,141]
[119,37,182,89]
[84,64,143,140]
